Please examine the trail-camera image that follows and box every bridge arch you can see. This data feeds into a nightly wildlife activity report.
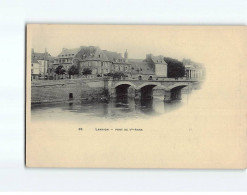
[135,82,165,100]
[168,83,188,90]
[113,81,138,90]
[164,83,189,101]
[136,82,165,90]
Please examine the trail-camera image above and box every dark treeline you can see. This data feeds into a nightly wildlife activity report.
[164,57,185,78]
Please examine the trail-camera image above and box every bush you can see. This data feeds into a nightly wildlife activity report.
[82,68,92,75]
[55,65,66,75]
[113,72,126,80]
[68,65,79,76]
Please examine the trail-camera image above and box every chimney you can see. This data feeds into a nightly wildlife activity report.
[31,48,34,54]
[124,49,128,62]
[45,48,47,53]
[146,53,152,60]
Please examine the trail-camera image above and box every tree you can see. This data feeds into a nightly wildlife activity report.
[68,65,79,78]
[113,72,126,80]
[164,57,185,78]
[82,68,92,76]
[104,73,113,77]
[55,65,66,79]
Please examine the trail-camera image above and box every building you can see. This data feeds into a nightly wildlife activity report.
[128,59,155,80]
[31,57,40,80]
[31,48,53,79]
[145,54,168,77]
[77,46,132,78]
[182,58,205,80]
[128,54,168,80]
[53,46,132,78]
[52,46,169,79]
[53,48,81,71]
[101,49,131,75]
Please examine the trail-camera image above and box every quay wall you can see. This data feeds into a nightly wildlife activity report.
[31,79,106,103]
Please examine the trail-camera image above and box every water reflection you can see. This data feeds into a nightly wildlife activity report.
[31,93,190,122]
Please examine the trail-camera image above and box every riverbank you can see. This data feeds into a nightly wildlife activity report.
[31,78,107,104]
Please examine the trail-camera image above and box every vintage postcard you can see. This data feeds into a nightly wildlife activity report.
[26,24,247,168]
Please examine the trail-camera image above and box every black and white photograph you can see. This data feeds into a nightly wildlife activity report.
[1,0,247,192]
[26,25,246,169]
[30,27,206,122]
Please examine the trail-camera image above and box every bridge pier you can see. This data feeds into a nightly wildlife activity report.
[164,90,172,102]
[177,90,182,100]
[172,89,182,100]
[164,89,182,102]
[134,89,142,100]
[110,87,117,98]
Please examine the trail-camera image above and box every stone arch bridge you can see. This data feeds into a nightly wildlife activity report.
[104,78,200,101]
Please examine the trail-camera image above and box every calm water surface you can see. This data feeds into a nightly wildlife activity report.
[31,93,190,122]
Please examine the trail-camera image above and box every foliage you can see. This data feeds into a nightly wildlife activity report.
[104,73,114,77]
[113,72,126,80]
[82,68,92,75]
[55,65,66,75]
[68,65,79,76]
[164,57,185,78]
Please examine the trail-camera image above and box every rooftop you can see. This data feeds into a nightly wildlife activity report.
[128,59,155,75]
[32,52,51,60]
[102,50,124,62]
[58,48,81,58]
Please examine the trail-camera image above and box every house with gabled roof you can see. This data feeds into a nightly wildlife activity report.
[53,47,81,71]
[78,46,132,77]
[31,48,53,79]
[145,54,168,77]
[52,46,169,79]
[31,57,40,80]
[53,46,131,78]
[127,59,155,80]
[127,54,168,80]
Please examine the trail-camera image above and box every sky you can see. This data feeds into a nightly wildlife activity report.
[28,25,222,62]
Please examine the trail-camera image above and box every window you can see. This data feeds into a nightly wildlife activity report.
[92,68,97,74]
[125,66,128,71]
[69,93,73,99]
[31,70,33,74]
[31,64,33,67]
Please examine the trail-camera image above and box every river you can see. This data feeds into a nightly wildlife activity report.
[31,92,191,123]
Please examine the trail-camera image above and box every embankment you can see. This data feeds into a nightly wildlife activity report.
[31,79,106,104]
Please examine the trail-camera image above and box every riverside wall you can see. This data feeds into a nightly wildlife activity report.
[31,79,106,104]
